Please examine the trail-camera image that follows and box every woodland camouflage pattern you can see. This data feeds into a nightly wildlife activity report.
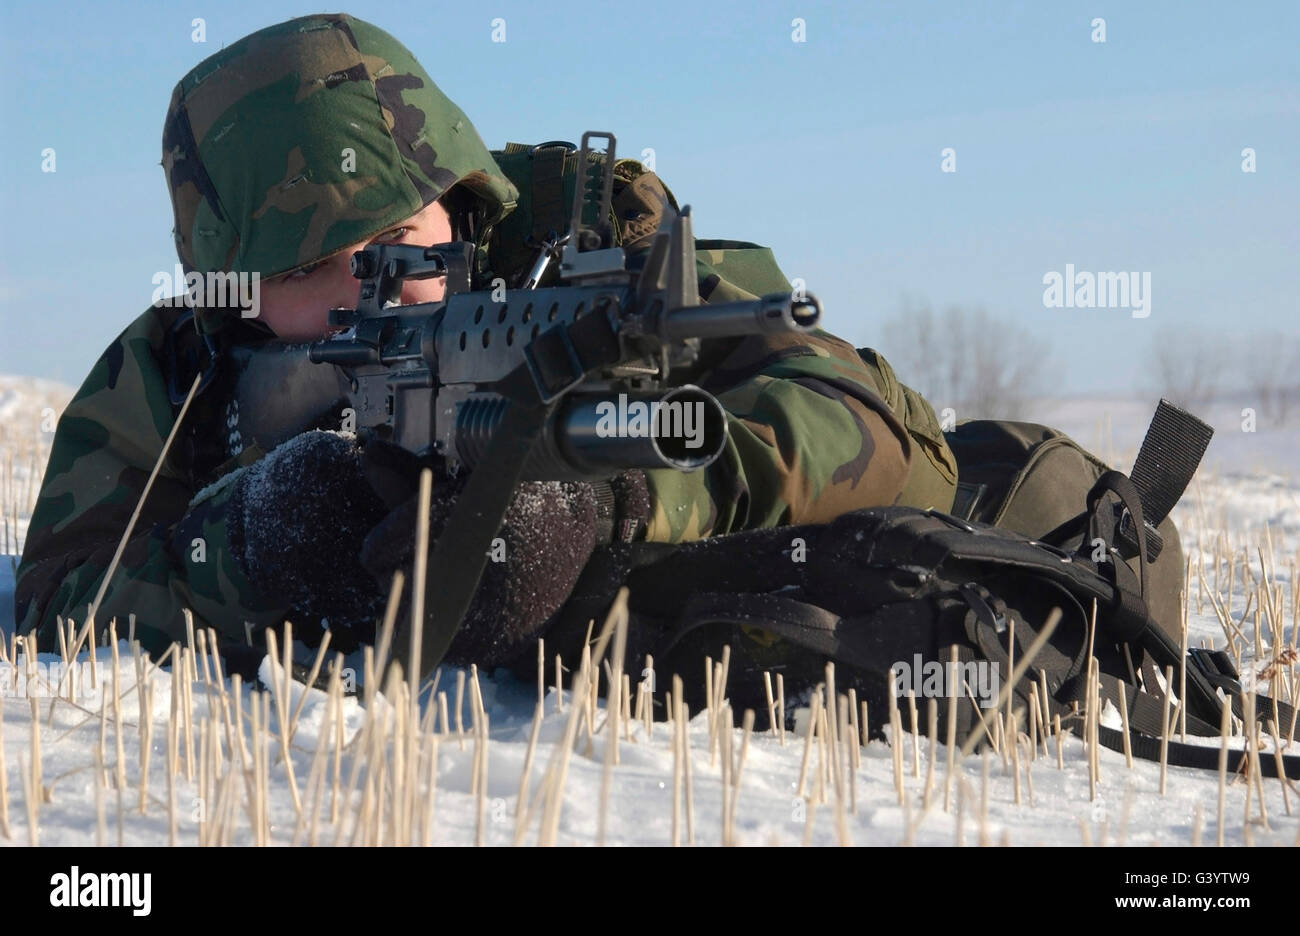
[15,14,958,656]
[163,13,517,280]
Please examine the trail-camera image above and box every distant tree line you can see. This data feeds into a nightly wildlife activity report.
[1151,327,1300,425]
[878,298,1048,421]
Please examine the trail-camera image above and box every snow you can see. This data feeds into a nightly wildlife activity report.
[0,375,73,429]
[0,638,1293,846]
[0,375,71,558]
[2,376,1298,846]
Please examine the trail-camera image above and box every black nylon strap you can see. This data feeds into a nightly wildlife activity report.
[397,289,630,684]
[1096,724,1300,780]
[1106,668,1219,737]
[1127,399,1215,529]
[396,397,557,684]
[1086,470,1150,625]
[1229,688,1300,743]
[653,593,1300,780]
[1084,659,1300,779]
[654,591,844,663]
[1079,471,1238,732]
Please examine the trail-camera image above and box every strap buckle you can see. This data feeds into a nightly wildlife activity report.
[1116,507,1164,561]
[950,481,987,522]
[1187,647,1240,695]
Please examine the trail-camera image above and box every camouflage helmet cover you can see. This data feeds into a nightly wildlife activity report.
[162,13,518,279]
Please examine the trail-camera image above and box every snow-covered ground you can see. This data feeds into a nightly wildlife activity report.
[1,377,1297,846]
[0,375,70,559]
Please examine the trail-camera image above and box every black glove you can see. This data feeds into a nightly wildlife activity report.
[219,431,391,634]
[359,443,651,666]
[179,428,651,665]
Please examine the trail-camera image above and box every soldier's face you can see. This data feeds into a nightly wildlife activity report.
[256,199,454,342]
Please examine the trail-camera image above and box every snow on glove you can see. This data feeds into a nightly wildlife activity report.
[359,448,651,667]
[212,430,391,634]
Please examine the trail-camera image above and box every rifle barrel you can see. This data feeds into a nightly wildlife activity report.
[659,292,821,340]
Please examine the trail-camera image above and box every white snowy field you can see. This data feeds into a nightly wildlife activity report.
[0,375,69,558]
[0,377,1297,847]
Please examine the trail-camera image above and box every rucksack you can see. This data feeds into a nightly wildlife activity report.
[535,401,1300,779]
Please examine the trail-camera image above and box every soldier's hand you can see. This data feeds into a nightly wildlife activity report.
[357,447,603,665]
[356,441,651,665]
[209,430,391,630]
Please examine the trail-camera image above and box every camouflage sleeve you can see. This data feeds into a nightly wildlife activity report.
[14,308,288,656]
[643,328,909,543]
[598,163,956,543]
[640,258,958,545]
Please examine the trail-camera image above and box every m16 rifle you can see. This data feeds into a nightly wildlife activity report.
[225,132,822,680]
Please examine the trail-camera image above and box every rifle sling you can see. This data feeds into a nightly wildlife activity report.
[397,304,624,685]
[399,396,557,686]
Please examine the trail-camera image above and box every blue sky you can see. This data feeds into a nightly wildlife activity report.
[1,0,1296,392]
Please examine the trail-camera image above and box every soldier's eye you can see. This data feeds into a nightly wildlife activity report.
[373,226,409,243]
[287,261,323,280]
